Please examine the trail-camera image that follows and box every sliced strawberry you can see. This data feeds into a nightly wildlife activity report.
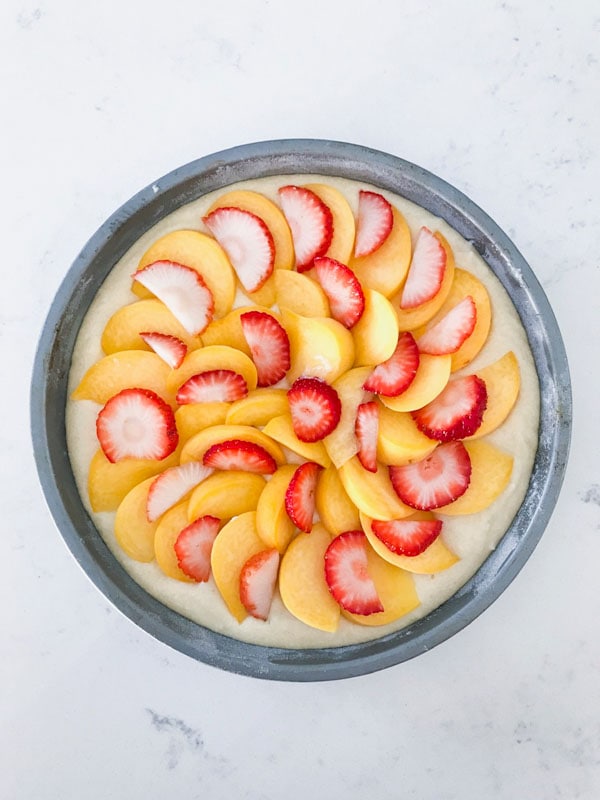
[139,331,187,369]
[370,517,443,557]
[287,377,342,443]
[239,548,280,620]
[353,190,394,258]
[417,296,477,355]
[278,185,333,271]
[133,260,214,335]
[202,439,277,474]
[176,369,248,404]
[146,462,213,522]
[240,311,291,387]
[174,515,221,582]
[96,388,178,463]
[389,441,472,510]
[412,374,487,441]
[203,206,275,294]
[399,227,446,309]
[313,256,365,328]
[355,401,379,473]
[284,461,321,532]
[324,531,384,615]
[363,332,420,397]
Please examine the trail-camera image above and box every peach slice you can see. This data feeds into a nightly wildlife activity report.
[338,456,414,521]
[166,345,258,396]
[174,402,229,445]
[101,299,202,354]
[210,510,266,622]
[379,354,451,413]
[154,501,195,582]
[315,464,361,535]
[180,424,285,465]
[274,270,330,317]
[255,464,297,552]
[377,406,439,466]
[349,206,412,297]
[279,523,340,632]
[469,351,520,439]
[114,477,159,562]
[351,289,400,367]
[280,308,355,384]
[71,350,174,405]
[201,305,275,357]
[323,366,372,468]
[304,182,356,265]
[438,440,514,516]
[262,414,331,468]
[187,470,266,522]
[133,230,235,318]
[225,389,289,427]
[360,511,458,574]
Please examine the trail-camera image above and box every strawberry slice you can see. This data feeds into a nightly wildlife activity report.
[371,518,443,557]
[399,227,446,309]
[96,388,178,463]
[239,548,280,620]
[313,256,365,328]
[133,260,214,335]
[202,439,277,474]
[139,331,187,369]
[146,462,213,522]
[324,531,384,615]
[174,515,221,582]
[278,185,333,271]
[284,461,321,532]
[203,207,275,294]
[240,310,291,387]
[355,401,379,473]
[353,190,394,258]
[363,332,420,397]
[412,374,487,441]
[417,296,477,355]
[176,369,248,404]
[389,441,472,510]
[287,377,342,443]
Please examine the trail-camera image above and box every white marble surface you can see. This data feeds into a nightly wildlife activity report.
[3,0,599,797]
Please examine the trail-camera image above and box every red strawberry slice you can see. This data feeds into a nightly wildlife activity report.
[202,439,277,474]
[324,531,384,615]
[287,377,342,443]
[133,260,214,335]
[389,441,472,510]
[399,227,446,309]
[363,332,420,396]
[240,310,291,387]
[174,515,221,582]
[370,518,443,557]
[412,374,487,441]
[96,388,178,463]
[146,462,213,522]
[239,548,280,620]
[139,331,187,369]
[203,207,275,294]
[313,256,365,328]
[284,461,321,532]
[417,296,477,355]
[355,401,379,473]
[176,369,248,404]
[354,190,394,258]
[278,185,333,271]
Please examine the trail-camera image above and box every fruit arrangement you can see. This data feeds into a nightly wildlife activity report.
[71,180,522,633]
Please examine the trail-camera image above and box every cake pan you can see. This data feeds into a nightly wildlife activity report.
[31,139,572,681]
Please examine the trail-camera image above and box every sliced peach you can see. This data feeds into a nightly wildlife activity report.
[351,288,400,367]
[279,523,340,632]
[255,464,297,552]
[154,501,195,582]
[338,456,414,521]
[225,389,289,427]
[101,299,202,354]
[379,354,451,413]
[175,402,230,444]
[469,351,520,439]
[187,470,266,521]
[281,308,355,384]
[71,350,174,405]
[315,464,361,535]
[114,477,158,562]
[377,406,438,466]
[262,414,331,468]
[180,424,285,465]
[438,440,513,516]
[201,305,275,357]
[166,345,258,396]
[349,206,412,297]
[304,182,355,264]
[274,270,330,317]
[324,366,372,468]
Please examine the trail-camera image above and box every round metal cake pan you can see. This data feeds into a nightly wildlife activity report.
[31,139,572,681]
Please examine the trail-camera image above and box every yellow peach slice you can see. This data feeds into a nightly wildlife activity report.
[175,402,230,444]
[154,501,195,582]
[114,477,158,562]
[274,270,330,317]
[71,350,174,405]
[469,351,520,439]
[101,299,202,354]
[324,366,372,468]
[438,440,513,516]
[180,424,285,465]
[377,406,438,466]
[262,414,331,467]
[187,470,266,522]
[280,308,355,384]
[379,354,451,413]
[315,464,361,535]
[201,305,275,356]
[133,230,236,318]
[349,206,412,297]
[225,389,289,427]
[166,345,258,396]
[279,523,340,632]
[210,511,266,622]
[304,182,356,265]
[351,289,400,367]
[338,456,414,521]
[255,464,297,552]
